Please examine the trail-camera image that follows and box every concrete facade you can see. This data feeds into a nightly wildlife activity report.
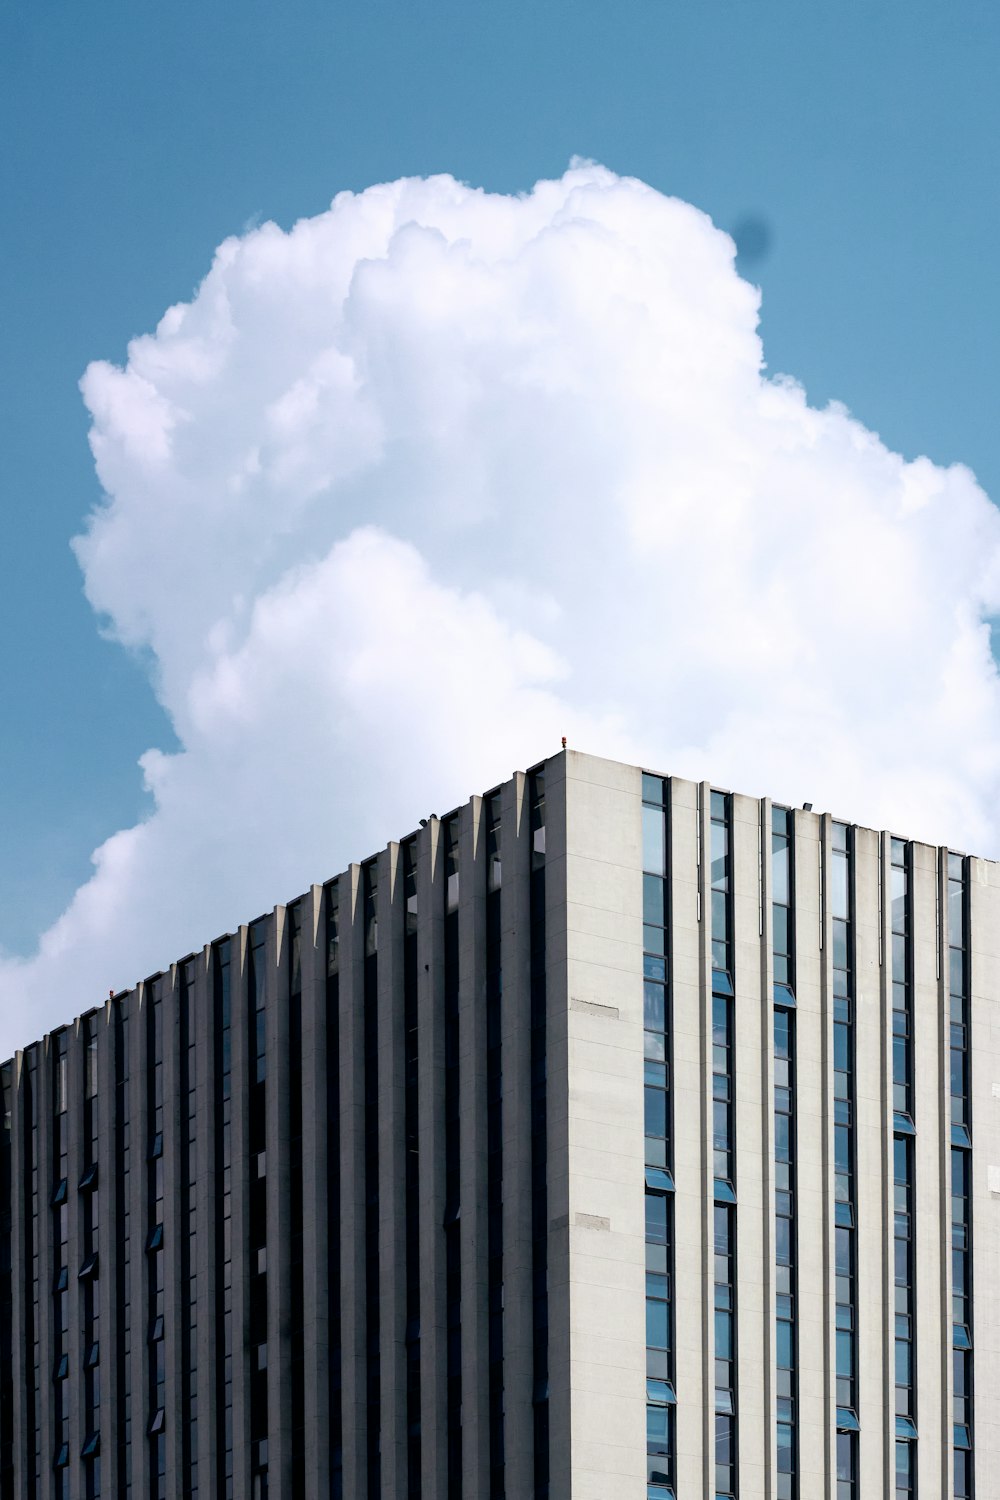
[0,748,997,1500]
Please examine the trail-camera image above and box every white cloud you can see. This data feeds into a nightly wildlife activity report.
[3,161,999,1057]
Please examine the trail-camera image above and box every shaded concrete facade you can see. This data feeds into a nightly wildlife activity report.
[0,749,997,1500]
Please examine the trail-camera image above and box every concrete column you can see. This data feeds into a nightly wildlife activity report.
[732,791,767,1500]
[193,945,218,1494]
[670,774,708,1496]
[161,966,185,1491]
[790,809,828,1499]
[499,773,534,1499]
[458,797,491,1499]
[556,750,647,1499]
[969,858,1000,1475]
[229,928,252,1500]
[298,884,330,1500]
[96,1002,118,1497]
[338,866,368,1495]
[34,1037,56,1500]
[377,843,408,1496]
[267,904,293,1499]
[10,1051,29,1496]
[418,821,449,1497]
[544,761,571,1500]
[63,1020,83,1496]
[128,984,147,1500]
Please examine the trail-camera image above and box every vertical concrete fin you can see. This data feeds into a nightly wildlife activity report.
[338,865,367,1495]
[500,772,534,1498]
[458,796,491,1498]
[560,750,646,1500]
[267,903,293,1498]
[418,819,448,1496]
[377,841,408,1496]
[299,881,330,1500]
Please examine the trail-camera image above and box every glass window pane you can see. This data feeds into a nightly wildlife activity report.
[773,903,789,958]
[646,1403,670,1443]
[646,1299,669,1351]
[713,996,728,1046]
[645,1088,667,1139]
[644,981,666,1033]
[892,934,907,983]
[711,823,728,889]
[895,1440,912,1482]
[832,918,848,972]
[643,805,665,876]
[891,869,906,931]
[645,1194,667,1244]
[772,843,789,905]
[712,889,728,943]
[834,1023,849,1074]
[832,854,849,920]
[644,874,665,928]
[642,773,664,805]
[837,1432,854,1481]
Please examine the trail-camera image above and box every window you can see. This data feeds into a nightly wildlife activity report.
[528,768,549,1497]
[948,854,973,1495]
[712,990,734,1187]
[890,841,913,1127]
[772,840,798,1500]
[714,1203,737,1496]
[484,798,503,1499]
[286,902,304,1496]
[643,780,672,1184]
[710,791,731,976]
[178,957,200,1498]
[325,882,344,1494]
[836,1431,856,1500]
[213,941,234,1500]
[442,823,462,1497]
[363,860,383,1498]
[894,1135,915,1425]
[248,919,270,1494]
[113,999,131,1500]
[831,824,858,1475]
[771,806,795,1002]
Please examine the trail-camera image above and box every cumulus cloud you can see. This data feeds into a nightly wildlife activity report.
[2,161,999,1057]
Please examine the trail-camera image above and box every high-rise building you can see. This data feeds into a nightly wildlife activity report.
[1,749,997,1500]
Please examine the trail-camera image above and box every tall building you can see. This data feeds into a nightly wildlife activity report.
[1,749,997,1500]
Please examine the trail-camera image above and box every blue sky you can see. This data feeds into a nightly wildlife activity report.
[1,0,998,959]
